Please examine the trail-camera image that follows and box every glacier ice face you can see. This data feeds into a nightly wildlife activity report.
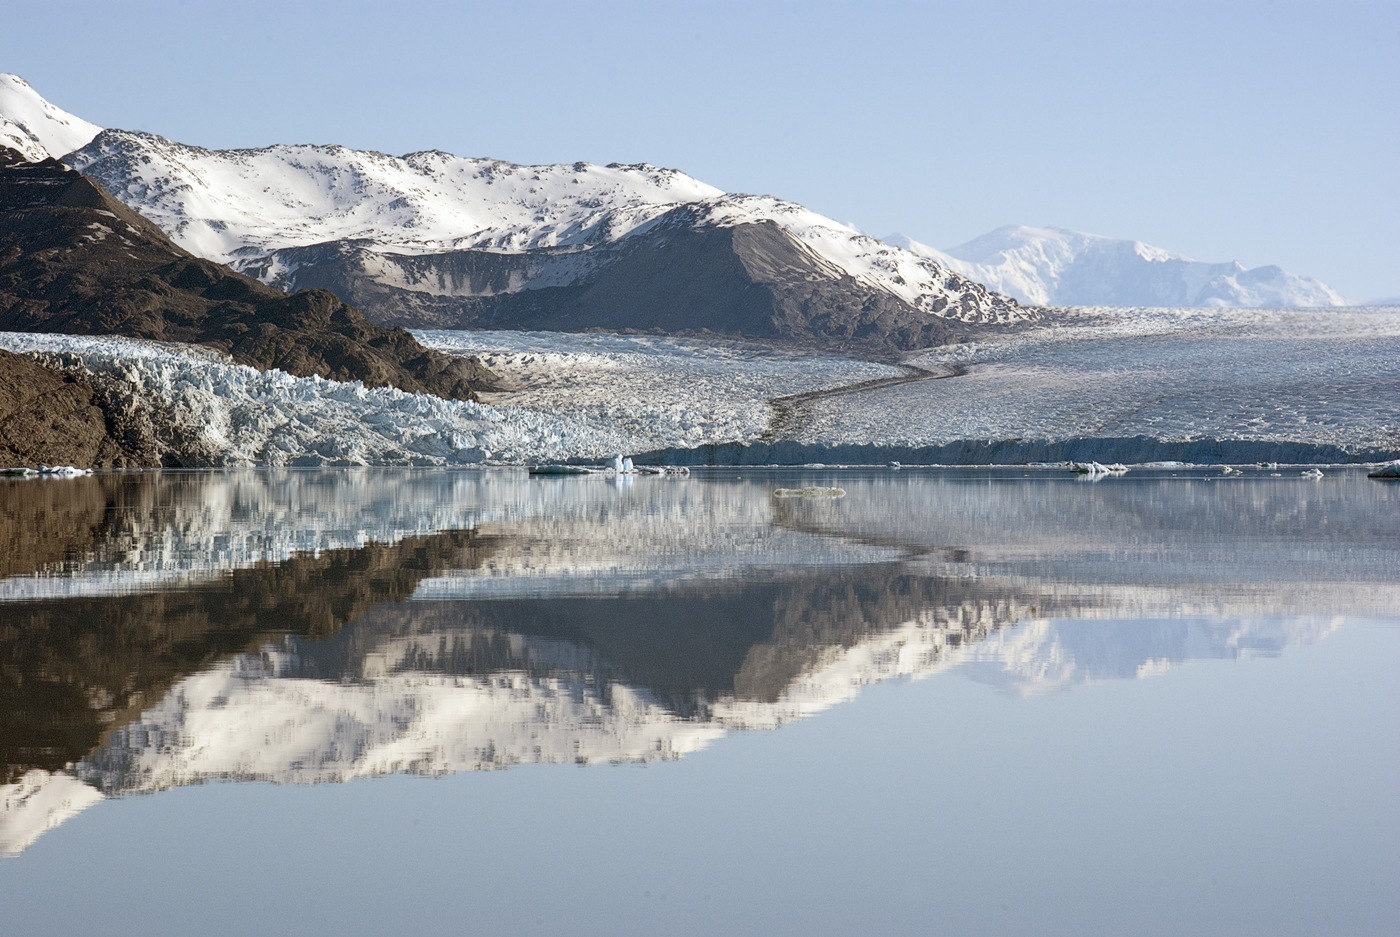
[0,330,902,467]
[0,332,641,466]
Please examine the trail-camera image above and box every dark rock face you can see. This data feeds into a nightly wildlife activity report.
[0,148,496,400]
[0,349,159,467]
[269,208,991,354]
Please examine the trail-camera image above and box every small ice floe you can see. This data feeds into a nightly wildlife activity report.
[1300,468,1325,478]
[1220,466,1242,475]
[37,465,92,477]
[1366,460,1400,479]
[887,461,902,470]
[1071,461,1128,475]
[0,467,39,477]
[1256,462,1279,470]
[773,487,846,498]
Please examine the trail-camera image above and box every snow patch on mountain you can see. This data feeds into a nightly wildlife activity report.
[0,74,102,162]
[886,225,1346,308]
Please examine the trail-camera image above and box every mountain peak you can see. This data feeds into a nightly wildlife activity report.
[0,74,102,162]
[890,224,1345,308]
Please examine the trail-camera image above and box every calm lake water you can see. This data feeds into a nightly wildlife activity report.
[1,467,1397,936]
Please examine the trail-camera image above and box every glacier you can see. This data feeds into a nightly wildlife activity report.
[3,301,1398,468]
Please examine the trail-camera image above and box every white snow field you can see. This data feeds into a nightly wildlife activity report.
[2,305,1396,466]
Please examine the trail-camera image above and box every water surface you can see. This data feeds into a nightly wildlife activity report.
[1,467,1396,935]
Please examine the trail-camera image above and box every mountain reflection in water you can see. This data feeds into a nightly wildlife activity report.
[2,467,1397,856]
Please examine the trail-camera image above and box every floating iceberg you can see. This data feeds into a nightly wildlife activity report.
[39,465,92,477]
[1071,462,1128,475]
[528,455,689,477]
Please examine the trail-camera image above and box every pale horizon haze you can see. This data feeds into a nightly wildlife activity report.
[3,0,1396,301]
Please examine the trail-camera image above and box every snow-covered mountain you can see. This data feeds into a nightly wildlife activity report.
[886,225,1346,308]
[63,131,1020,342]
[0,75,100,163]
[0,74,1023,348]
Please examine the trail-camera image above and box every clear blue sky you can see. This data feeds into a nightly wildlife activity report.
[4,0,1397,300]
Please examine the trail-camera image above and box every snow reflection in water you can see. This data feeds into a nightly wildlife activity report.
[1,466,1397,858]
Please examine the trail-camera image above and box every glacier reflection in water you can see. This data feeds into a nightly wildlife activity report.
[0,467,1396,935]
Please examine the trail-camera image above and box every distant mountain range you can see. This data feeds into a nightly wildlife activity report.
[0,71,1356,359]
[885,225,1346,308]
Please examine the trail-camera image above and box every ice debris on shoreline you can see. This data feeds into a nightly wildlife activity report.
[0,465,93,477]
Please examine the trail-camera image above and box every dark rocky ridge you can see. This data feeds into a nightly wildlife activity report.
[0,147,496,400]
[260,207,1000,353]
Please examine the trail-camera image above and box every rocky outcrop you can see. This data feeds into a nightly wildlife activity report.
[0,147,496,399]
[0,349,159,467]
